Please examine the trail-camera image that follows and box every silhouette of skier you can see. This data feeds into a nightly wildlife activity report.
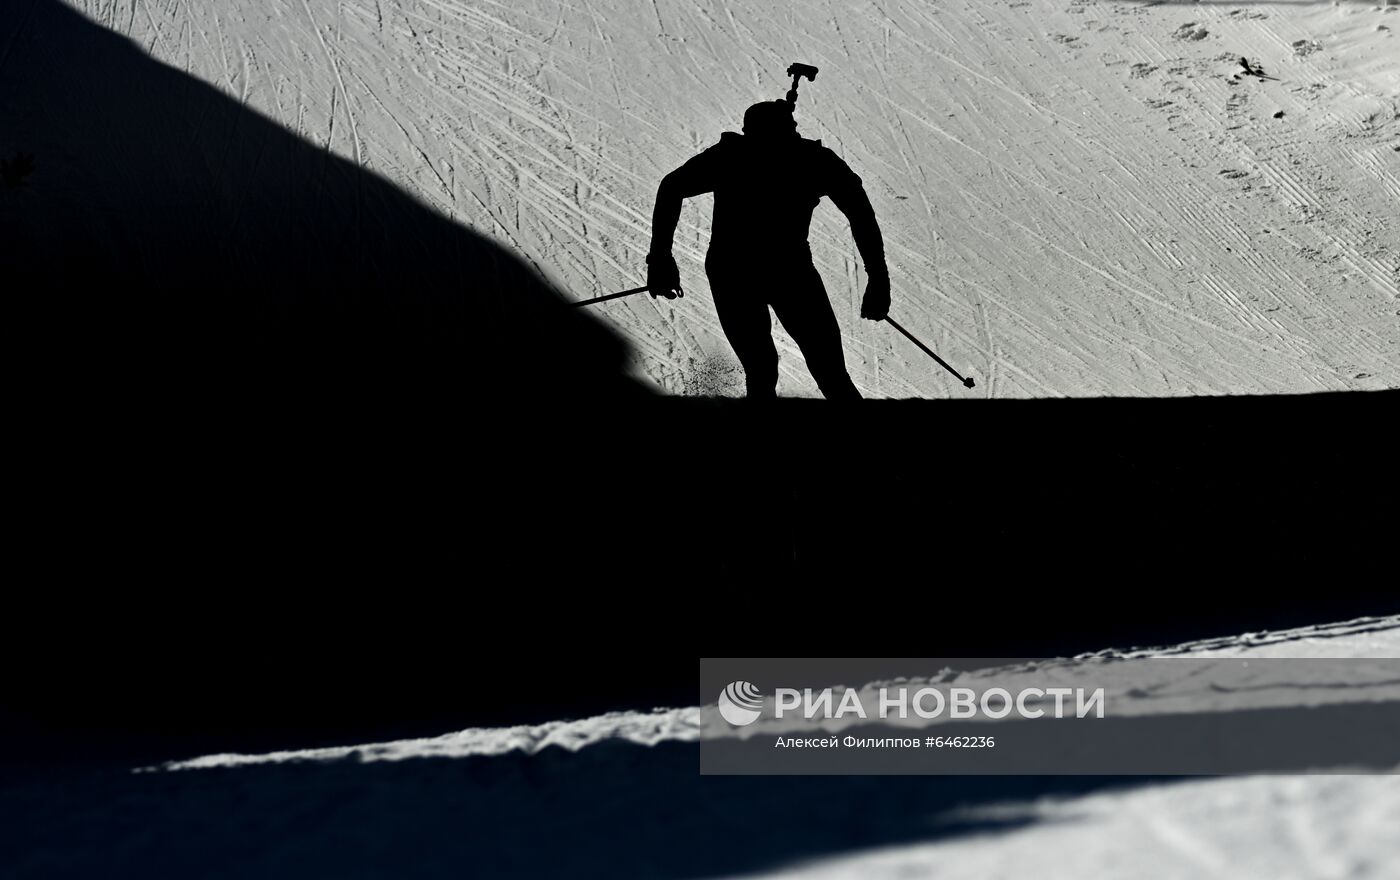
[646,100,889,400]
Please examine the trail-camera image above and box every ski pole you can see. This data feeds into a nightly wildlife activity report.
[572,285,649,307]
[884,316,976,389]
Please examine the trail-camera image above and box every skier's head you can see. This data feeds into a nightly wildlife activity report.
[743,100,798,140]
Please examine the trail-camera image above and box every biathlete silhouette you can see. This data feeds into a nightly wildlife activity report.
[645,64,889,400]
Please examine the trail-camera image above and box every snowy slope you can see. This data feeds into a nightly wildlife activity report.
[149,615,1400,770]
[21,615,1376,880]
[51,0,1399,397]
[726,772,1400,880]
[709,618,1400,880]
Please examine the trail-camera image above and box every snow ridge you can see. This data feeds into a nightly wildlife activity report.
[148,615,1398,773]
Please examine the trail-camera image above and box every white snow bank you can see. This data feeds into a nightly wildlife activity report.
[150,615,1398,772]
[729,772,1400,880]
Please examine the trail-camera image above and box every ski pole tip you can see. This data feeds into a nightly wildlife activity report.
[963,377,976,388]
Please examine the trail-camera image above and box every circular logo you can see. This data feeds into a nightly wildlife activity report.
[718,681,764,726]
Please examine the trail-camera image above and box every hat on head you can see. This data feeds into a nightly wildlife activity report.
[742,100,797,137]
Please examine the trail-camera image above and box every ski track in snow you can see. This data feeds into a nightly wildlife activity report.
[67,0,1400,398]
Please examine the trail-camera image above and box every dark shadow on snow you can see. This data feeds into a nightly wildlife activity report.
[0,739,1181,879]
[0,0,661,770]
[1,0,647,759]
[13,698,1397,877]
[2,390,1396,774]
[0,0,637,412]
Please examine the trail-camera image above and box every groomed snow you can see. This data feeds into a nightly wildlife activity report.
[58,0,1400,397]
[723,772,1400,880]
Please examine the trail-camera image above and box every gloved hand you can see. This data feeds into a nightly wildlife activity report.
[861,268,890,320]
[646,252,683,300]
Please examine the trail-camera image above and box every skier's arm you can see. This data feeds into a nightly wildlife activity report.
[825,156,888,279]
[825,152,890,320]
[648,147,723,256]
[646,143,724,299]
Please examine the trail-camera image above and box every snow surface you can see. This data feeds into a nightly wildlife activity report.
[150,615,1400,770]
[50,0,1399,397]
[4,0,1398,873]
[106,615,1398,880]
[2,617,1395,879]
[725,773,1400,880]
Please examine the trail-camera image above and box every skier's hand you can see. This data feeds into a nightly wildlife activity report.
[646,252,683,300]
[861,269,890,321]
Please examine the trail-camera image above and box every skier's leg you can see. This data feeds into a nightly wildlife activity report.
[707,261,779,398]
[771,263,861,401]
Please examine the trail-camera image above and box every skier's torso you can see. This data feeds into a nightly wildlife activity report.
[704,132,843,264]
